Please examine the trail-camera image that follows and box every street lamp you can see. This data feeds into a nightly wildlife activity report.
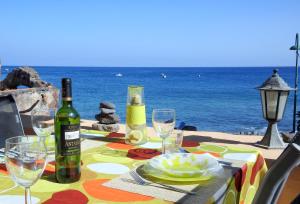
[257,69,294,149]
[290,33,299,133]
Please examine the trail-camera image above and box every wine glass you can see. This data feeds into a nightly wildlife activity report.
[152,109,176,154]
[31,102,56,162]
[5,136,47,204]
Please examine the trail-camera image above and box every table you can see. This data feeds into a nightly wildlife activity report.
[0,130,267,204]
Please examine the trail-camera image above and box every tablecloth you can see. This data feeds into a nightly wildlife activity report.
[0,131,267,204]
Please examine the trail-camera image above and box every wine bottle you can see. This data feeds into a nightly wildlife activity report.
[55,78,81,183]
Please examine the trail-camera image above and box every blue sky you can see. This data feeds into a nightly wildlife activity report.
[0,0,299,67]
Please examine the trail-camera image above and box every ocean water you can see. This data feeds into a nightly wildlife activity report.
[1,66,297,134]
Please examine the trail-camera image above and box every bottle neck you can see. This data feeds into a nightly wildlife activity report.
[62,100,73,107]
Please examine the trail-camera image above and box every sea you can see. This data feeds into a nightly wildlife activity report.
[1,66,297,134]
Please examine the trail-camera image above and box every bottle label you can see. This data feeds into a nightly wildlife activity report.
[61,124,80,156]
[126,105,146,126]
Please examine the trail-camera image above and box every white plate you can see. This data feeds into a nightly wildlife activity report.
[147,153,222,178]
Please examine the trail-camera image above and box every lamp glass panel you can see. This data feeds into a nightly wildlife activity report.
[266,90,279,120]
[277,91,288,120]
[260,90,267,119]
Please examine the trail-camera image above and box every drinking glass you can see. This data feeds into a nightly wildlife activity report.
[164,129,184,153]
[5,136,47,204]
[31,103,56,162]
[152,109,176,154]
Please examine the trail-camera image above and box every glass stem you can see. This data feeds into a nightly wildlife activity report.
[162,138,166,154]
[25,187,31,204]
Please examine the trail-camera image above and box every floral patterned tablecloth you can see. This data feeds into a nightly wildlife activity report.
[0,132,267,204]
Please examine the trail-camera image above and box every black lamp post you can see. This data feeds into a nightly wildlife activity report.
[257,69,294,149]
[290,33,299,133]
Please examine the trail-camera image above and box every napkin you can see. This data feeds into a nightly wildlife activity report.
[103,165,237,203]
[103,170,202,202]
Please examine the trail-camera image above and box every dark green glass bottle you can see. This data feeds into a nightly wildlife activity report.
[55,78,81,183]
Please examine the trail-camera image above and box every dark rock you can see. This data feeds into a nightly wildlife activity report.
[100,101,115,109]
[95,113,120,124]
[0,66,50,91]
[100,108,115,114]
[92,123,120,132]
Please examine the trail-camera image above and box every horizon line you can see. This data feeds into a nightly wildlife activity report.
[1,65,296,68]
